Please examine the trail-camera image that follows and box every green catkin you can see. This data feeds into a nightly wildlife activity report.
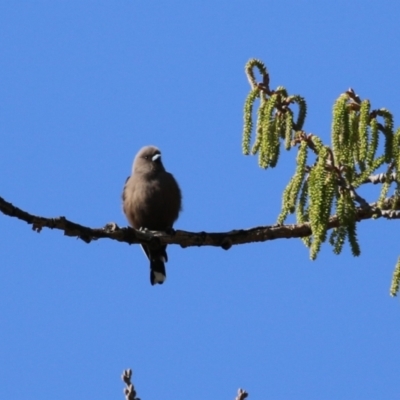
[332,94,350,165]
[259,94,279,168]
[242,88,260,155]
[252,95,267,155]
[309,146,330,260]
[358,100,370,163]
[292,95,307,131]
[378,108,394,162]
[289,141,308,209]
[378,176,391,208]
[366,117,379,167]
[297,180,312,248]
[277,140,308,224]
[284,110,293,150]
[345,199,360,257]
[277,177,296,224]
[390,257,400,297]
[245,59,268,88]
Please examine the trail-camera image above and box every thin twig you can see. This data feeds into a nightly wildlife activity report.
[362,172,397,185]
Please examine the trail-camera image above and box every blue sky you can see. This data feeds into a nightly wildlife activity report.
[1,2,399,399]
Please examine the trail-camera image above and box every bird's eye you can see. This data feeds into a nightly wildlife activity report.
[144,156,149,160]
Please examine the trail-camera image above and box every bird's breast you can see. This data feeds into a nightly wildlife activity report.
[127,174,181,231]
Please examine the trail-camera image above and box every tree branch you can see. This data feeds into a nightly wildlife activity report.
[1,195,399,251]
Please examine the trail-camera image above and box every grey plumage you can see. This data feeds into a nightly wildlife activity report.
[122,146,182,285]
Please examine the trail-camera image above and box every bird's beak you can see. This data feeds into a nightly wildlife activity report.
[152,154,161,162]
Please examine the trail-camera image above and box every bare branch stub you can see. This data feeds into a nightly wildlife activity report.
[235,388,249,400]
[121,369,140,400]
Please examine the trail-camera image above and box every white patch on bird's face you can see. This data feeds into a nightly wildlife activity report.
[153,271,166,283]
[152,153,161,162]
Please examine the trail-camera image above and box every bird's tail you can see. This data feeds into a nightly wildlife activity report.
[150,259,166,285]
[141,245,167,285]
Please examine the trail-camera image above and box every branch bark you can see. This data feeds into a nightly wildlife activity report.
[1,195,399,251]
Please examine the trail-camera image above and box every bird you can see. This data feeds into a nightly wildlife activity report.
[122,146,182,285]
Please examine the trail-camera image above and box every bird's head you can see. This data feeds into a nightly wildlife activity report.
[133,145,165,174]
